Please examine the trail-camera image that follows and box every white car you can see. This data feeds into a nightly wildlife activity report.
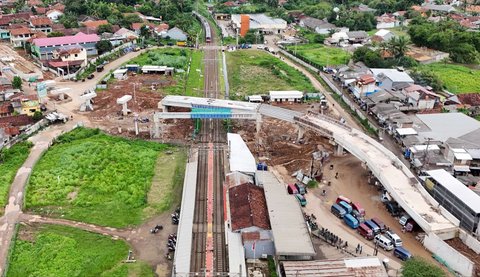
[256,45,265,50]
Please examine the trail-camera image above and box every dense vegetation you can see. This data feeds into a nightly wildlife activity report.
[7,224,154,277]
[227,50,315,99]
[25,128,181,227]
[329,11,377,31]
[0,142,32,210]
[286,44,350,67]
[401,257,446,277]
[417,64,480,94]
[129,48,204,96]
[408,18,480,64]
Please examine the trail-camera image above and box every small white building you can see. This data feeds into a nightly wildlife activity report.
[373,29,395,42]
[46,9,64,22]
[231,14,287,35]
[141,65,174,75]
[269,90,303,102]
[113,68,128,80]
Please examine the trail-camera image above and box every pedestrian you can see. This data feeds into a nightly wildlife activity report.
[359,245,363,254]
[374,248,378,256]
[330,164,334,170]
[335,172,339,179]
[322,189,326,196]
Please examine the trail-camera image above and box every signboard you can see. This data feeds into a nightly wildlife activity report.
[36,82,47,99]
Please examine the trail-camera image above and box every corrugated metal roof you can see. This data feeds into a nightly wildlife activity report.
[427,169,480,214]
[33,32,100,47]
[259,171,315,257]
[283,257,388,277]
[173,158,198,275]
[227,230,247,277]
[227,133,256,174]
[416,113,480,143]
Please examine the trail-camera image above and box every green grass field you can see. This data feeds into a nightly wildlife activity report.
[286,44,350,67]
[419,63,480,94]
[185,50,205,97]
[0,142,32,213]
[7,224,153,277]
[25,128,186,227]
[128,48,204,96]
[226,50,315,99]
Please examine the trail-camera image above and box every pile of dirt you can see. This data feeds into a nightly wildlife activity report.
[236,115,333,174]
[88,74,169,118]
[446,238,480,276]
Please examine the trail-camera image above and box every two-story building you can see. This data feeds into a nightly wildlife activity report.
[31,32,100,60]
[401,84,439,110]
[9,26,34,47]
[29,17,52,34]
[48,45,87,74]
[349,74,377,99]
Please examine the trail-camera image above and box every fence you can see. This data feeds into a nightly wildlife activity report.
[423,233,474,277]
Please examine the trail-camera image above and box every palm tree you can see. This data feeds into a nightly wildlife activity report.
[388,36,410,58]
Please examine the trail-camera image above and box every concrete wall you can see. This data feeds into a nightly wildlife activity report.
[423,233,474,277]
[459,229,480,255]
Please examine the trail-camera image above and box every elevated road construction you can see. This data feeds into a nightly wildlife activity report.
[158,96,459,239]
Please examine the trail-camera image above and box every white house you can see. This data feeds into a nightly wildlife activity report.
[376,13,399,29]
[46,9,64,22]
[350,74,377,99]
[373,29,395,42]
[401,84,439,110]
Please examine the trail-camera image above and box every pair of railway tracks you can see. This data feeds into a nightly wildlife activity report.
[189,13,229,276]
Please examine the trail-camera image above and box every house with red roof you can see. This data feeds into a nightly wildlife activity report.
[81,20,109,31]
[9,26,34,47]
[31,32,100,59]
[29,16,53,33]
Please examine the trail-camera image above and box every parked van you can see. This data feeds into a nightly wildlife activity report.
[352,202,366,217]
[371,217,386,233]
[295,194,307,207]
[364,220,381,235]
[287,184,298,194]
[399,214,411,226]
[295,183,307,195]
[336,195,352,204]
[338,201,353,214]
[344,214,359,229]
[374,234,394,251]
[385,231,403,247]
[394,246,412,261]
[357,223,374,240]
[331,203,347,218]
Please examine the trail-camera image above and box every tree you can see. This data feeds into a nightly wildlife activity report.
[12,76,22,90]
[48,31,64,37]
[401,257,446,277]
[96,40,113,54]
[97,24,113,34]
[388,36,410,58]
[32,111,43,121]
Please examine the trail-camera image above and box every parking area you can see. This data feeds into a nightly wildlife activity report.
[316,154,438,264]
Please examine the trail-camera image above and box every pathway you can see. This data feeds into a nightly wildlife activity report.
[0,121,78,275]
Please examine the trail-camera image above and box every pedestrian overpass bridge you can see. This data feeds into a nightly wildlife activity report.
[157,95,458,239]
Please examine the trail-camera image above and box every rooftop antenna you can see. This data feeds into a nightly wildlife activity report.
[79,89,97,111]
[117,95,132,116]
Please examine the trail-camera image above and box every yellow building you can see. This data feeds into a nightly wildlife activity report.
[21,98,40,116]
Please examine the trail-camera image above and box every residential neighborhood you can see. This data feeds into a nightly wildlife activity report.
[0,0,480,276]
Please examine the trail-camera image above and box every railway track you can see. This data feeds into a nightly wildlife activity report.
[189,13,229,276]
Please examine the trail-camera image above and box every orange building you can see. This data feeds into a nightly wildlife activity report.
[240,14,250,37]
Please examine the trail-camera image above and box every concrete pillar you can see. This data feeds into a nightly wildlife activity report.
[153,113,161,139]
[336,144,344,156]
[255,114,262,136]
[297,125,305,142]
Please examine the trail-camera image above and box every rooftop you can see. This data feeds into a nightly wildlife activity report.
[30,17,52,26]
[232,14,287,29]
[32,32,100,47]
[81,20,109,29]
[427,169,480,214]
[370,68,414,83]
[282,257,388,277]
[415,113,480,143]
[229,183,271,231]
[259,171,315,257]
[227,133,257,174]
[160,95,259,112]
